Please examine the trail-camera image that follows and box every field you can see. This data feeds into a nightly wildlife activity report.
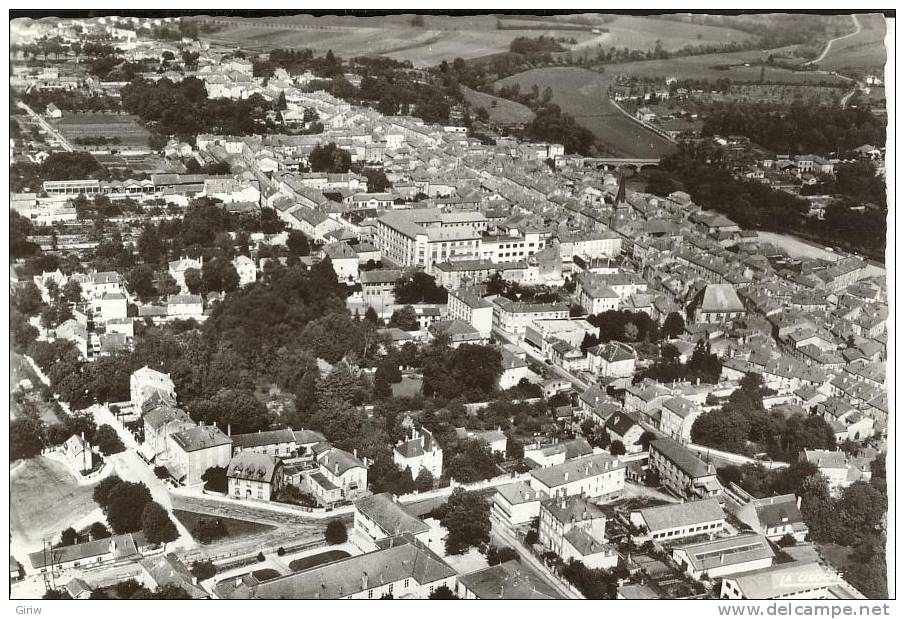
[391,375,423,398]
[461,86,535,124]
[200,14,763,68]
[172,509,277,543]
[496,67,676,158]
[10,456,101,551]
[601,50,852,85]
[288,549,350,572]
[53,113,151,151]
[818,13,889,73]
[574,15,756,54]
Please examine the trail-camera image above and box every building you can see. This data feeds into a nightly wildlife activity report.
[457,560,562,599]
[139,553,208,599]
[528,452,625,499]
[588,341,637,378]
[233,255,257,287]
[492,298,569,336]
[658,396,702,444]
[492,481,547,526]
[446,288,493,339]
[226,535,456,599]
[309,447,367,505]
[648,438,722,500]
[724,484,809,543]
[28,534,141,573]
[800,449,871,493]
[538,495,616,568]
[323,242,360,283]
[130,366,176,413]
[226,451,284,501]
[63,434,93,473]
[360,268,401,313]
[393,427,443,480]
[630,498,726,542]
[353,493,430,542]
[230,427,299,458]
[166,424,233,486]
[168,257,203,294]
[692,284,746,324]
[166,294,204,318]
[374,209,486,272]
[499,348,529,390]
[603,411,646,453]
[720,562,855,600]
[142,405,195,462]
[672,533,774,580]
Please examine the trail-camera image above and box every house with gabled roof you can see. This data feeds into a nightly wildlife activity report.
[226,451,283,501]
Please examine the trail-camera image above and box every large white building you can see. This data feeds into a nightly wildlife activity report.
[374,209,487,273]
[528,452,625,499]
[446,288,493,339]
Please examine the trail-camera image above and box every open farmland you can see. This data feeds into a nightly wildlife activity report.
[201,14,596,66]
[53,113,151,151]
[497,67,675,158]
[818,13,888,73]
[574,15,756,54]
[601,49,852,85]
[461,86,535,125]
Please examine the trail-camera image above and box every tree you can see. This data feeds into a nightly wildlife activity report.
[142,501,179,545]
[325,519,348,544]
[662,312,685,339]
[10,416,45,460]
[609,440,626,456]
[105,480,153,534]
[506,435,524,460]
[60,527,79,546]
[13,282,43,316]
[114,579,149,599]
[201,466,228,493]
[43,589,72,599]
[415,468,434,492]
[389,305,419,331]
[153,584,192,599]
[441,488,491,555]
[93,474,123,511]
[428,585,458,599]
[486,545,519,566]
[309,142,352,173]
[286,230,311,257]
[90,521,111,540]
[183,267,203,294]
[93,424,125,455]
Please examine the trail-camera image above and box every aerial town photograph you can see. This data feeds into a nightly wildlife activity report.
[7,7,892,607]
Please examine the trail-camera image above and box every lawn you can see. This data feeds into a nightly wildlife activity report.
[391,375,423,399]
[818,13,888,73]
[496,67,677,158]
[53,113,151,151]
[10,456,101,550]
[172,509,276,544]
[461,86,535,125]
[288,549,350,572]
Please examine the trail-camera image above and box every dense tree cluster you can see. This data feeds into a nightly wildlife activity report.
[121,77,271,143]
[308,142,352,173]
[20,88,120,112]
[394,272,448,304]
[642,339,723,384]
[422,341,503,400]
[524,104,597,156]
[509,36,567,55]
[691,373,835,459]
[700,102,886,155]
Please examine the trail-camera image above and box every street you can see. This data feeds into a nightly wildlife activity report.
[490,515,582,599]
[17,101,73,151]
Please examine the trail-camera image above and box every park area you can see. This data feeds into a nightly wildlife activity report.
[52,112,151,151]
[10,456,102,555]
[496,67,676,158]
[172,509,276,544]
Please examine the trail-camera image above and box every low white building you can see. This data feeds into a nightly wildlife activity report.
[528,452,625,499]
[492,481,546,526]
[393,427,443,480]
[672,533,774,580]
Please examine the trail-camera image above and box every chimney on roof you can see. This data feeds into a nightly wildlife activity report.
[796,495,802,510]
